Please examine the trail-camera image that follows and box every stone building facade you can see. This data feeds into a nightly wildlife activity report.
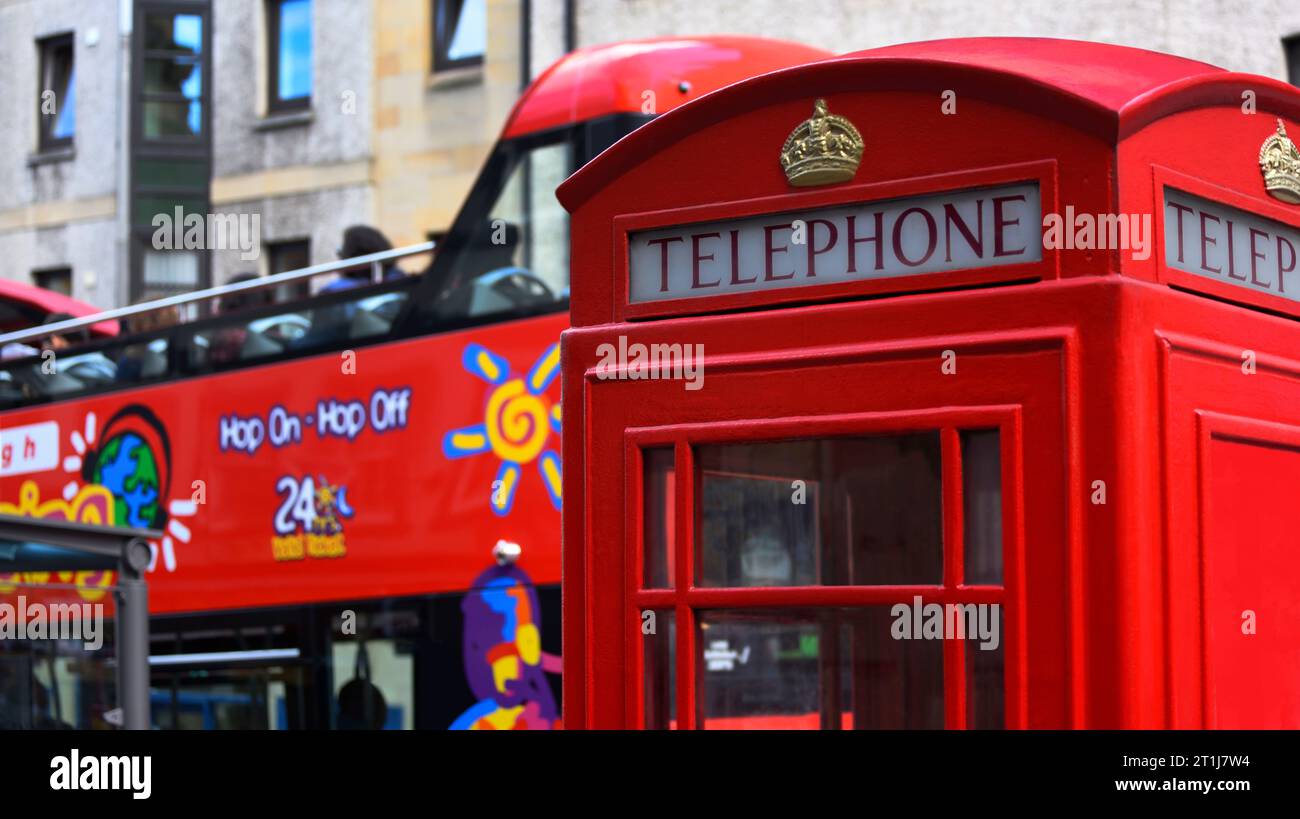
[1,0,1297,309]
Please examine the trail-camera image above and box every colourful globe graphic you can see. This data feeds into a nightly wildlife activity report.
[90,431,162,529]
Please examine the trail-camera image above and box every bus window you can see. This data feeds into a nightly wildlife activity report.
[433,140,572,322]
[147,616,317,730]
[0,639,117,730]
[152,664,306,730]
[329,608,419,731]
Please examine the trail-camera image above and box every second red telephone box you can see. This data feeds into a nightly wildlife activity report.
[559,38,1300,729]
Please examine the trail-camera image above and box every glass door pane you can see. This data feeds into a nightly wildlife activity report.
[697,608,944,729]
[696,434,944,587]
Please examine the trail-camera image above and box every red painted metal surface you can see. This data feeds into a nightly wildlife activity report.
[503,36,831,138]
[0,278,119,337]
[560,38,1300,728]
[0,314,566,613]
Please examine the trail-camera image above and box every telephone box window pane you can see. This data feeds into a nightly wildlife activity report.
[699,611,823,729]
[642,448,675,589]
[961,429,1003,585]
[696,434,942,587]
[698,608,943,730]
[965,607,1004,729]
[642,610,675,729]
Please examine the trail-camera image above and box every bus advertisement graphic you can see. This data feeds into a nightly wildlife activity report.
[452,561,560,730]
[442,341,562,517]
[0,317,567,614]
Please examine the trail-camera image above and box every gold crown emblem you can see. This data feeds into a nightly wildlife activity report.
[780,99,864,187]
[1259,119,1300,204]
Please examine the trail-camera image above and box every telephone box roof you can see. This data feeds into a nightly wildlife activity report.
[558,37,1300,211]
[841,37,1224,115]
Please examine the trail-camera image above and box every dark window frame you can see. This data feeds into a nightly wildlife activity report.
[138,7,207,143]
[31,266,73,296]
[36,32,76,151]
[431,0,485,73]
[267,0,313,112]
[631,415,1011,730]
[129,0,214,303]
[267,238,313,301]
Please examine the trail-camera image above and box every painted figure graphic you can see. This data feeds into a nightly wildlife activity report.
[310,477,353,535]
[450,560,560,730]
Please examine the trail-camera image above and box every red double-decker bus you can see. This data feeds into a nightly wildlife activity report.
[0,36,828,730]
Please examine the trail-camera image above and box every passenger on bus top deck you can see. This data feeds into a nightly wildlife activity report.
[40,311,86,352]
[208,273,273,365]
[475,221,521,275]
[427,221,524,306]
[321,225,407,293]
[435,221,557,319]
[115,299,180,382]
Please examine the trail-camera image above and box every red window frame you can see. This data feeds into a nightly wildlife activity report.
[623,405,1024,729]
[1151,165,1300,321]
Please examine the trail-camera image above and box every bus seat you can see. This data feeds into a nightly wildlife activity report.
[140,348,169,378]
[241,330,284,359]
[349,307,392,339]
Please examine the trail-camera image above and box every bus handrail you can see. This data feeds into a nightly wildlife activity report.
[0,241,436,347]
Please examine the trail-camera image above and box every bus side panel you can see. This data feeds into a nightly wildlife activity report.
[0,313,567,614]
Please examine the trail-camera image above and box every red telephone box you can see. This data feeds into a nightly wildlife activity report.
[558,38,1300,729]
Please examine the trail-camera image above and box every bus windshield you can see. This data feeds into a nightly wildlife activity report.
[438,141,572,316]
[415,112,651,329]
[422,136,573,327]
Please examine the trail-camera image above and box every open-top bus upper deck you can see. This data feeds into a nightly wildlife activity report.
[0,36,829,614]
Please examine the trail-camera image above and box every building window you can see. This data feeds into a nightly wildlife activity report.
[37,33,76,150]
[32,267,73,296]
[1286,34,1300,87]
[432,0,485,72]
[268,0,313,111]
[141,12,205,139]
[268,239,311,301]
[142,248,202,301]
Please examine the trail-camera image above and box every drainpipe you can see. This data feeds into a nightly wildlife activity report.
[564,0,575,54]
[115,0,133,309]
